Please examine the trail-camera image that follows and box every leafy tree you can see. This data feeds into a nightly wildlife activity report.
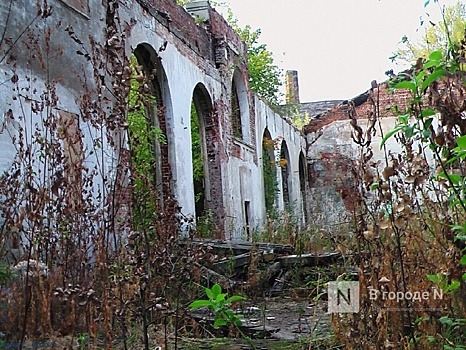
[392,1,466,62]
[226,10,283,106]
[178,2,283,106]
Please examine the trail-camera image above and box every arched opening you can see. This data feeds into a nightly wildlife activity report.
[231,69,250,142]
[262,128,277,214]
[128,44,172,229]
[231,82,242,139]
[191,84,212,219]
[299,151,308,223]
[190,83,224,237]
[280,141,291,207]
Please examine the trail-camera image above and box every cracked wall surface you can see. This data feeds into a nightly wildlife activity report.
[0,0,306,240]
[303,83,411,234]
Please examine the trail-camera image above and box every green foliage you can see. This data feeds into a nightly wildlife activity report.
[0,263,12,285]
[393,1,466,62]
[77,333,89,350]
[179,3,283,106]
[226,11,283,107]
[388,36,466,276]
[438,316,466,350]
[427,273,461,293]
[195,210,217,238]
[382,49,448,149]
[262,137,277,214]
[378,8,466,347]
[190,283,245,329]
[279,103,310,130]
[191,103,203,184]
[128,54,166,230]
[341,3,466,347]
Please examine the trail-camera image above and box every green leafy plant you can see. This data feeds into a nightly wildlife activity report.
[262,136,278,214]
[77,333,88,350]
[0,264,12,285]
[439,316,466,350]
[190,283,245,329]
[195,210,217,238]
[334,2,466,348]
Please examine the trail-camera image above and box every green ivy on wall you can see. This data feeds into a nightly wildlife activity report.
[128,54,166,230]
[262,137,277,214]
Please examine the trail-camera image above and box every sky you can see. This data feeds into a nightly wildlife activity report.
[216,0,458,103]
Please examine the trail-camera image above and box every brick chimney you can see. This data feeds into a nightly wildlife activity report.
[285,70,300,104]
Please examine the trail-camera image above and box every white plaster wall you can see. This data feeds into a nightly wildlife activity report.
[0,0,308,243]
[307,117,403,162]
[254,96,307,229]
[0,65,114,222]
[127,9,224,223]
[305,116,434,232]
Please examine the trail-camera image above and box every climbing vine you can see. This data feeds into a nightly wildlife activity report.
[191,102,205,212]
[128,53,166,230]
[262,137,278,214]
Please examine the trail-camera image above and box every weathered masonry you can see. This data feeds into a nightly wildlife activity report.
[302,83,413,233]
[0,0,306,239]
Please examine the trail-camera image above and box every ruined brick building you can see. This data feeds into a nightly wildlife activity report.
[0,0,308,240]
[302,82,414,233]
[0,0,416,242]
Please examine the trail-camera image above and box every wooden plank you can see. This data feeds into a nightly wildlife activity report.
[196,264,237,289]
[277,252,342,268]
[212,252,253,274]
[180,238,294,256]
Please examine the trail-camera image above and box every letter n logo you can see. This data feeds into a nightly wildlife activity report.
[328,281,359,313]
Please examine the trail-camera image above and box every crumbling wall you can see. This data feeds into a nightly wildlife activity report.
[0,0,307,241]
[304,84,408,233]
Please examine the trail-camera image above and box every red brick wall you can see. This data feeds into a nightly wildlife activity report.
[137,0,213,59]
[303,83,412,227]
[304,83,411,134]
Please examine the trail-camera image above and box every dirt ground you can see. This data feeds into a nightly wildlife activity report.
[180,298,339,350]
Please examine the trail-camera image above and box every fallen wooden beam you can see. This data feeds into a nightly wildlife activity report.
[277,252,342,268]
[196,263,238,289]
[212,252,253,275]
[180,238,294,256]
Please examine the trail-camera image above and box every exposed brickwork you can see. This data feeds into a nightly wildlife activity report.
[307,152,358,211]
[303,83,413,227]
[204,101,226,238]
[285,70,300,104]
[209,8,247,59]
[136,0,213,60]
[304,83,411,134]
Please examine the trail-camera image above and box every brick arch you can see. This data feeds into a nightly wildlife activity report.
[280,140,291,207]
[132,43,174,207]
[231,68,250,142]
[299,151,308,223]
[191,83,224,232]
